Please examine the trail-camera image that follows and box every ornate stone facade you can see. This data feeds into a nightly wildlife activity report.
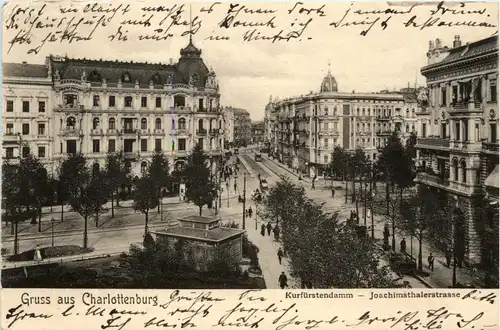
[416,35,499,266]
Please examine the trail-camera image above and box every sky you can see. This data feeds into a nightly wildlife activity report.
[2,1,498,121]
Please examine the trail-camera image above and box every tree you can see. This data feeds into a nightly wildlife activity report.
[148,150,171,212]
[405,132,417,160]
[133,173,159,236]
[62,153,107,248]
[329,146,349,203]
[183,143,214,216]
[399,185,439,272]
[104,152,128,218]
[351,147,369,218]
[385,187,402,252]
[89,169,110,227]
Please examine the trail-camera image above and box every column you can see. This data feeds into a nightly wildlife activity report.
[447,82,453,106]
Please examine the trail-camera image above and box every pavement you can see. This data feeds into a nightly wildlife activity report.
[256,151,486,288]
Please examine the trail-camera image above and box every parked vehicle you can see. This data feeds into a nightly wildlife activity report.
[234,148,239,155]
[255,153,262,162]
[260,179,268,190]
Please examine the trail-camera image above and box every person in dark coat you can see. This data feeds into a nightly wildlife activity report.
[248,207,253,218]
[274,226,280,239]
[278,271,288,289]
[428,253,435,271]
[277,248,284,264]
[260,224,266,236]
[266,222,272,236]
[331,188,335,197]
[400,238,407,254]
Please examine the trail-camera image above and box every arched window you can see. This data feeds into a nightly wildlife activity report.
[93,117,100,129]
[179,118,186,129]
[406,109,409,118]
[219,120,222,129]
[362,108,365,116]
[453,158,459,181]
[109,117,115,129]
[333,106,337,116]
[67,117,76,129]
[461,160,467,183]
[406,124,409,133]
[198,119,204,130]
[92,162,100,174]
[174,95,186,107]
[141,118,147,129]
[155,118,162,129]
[324,107,328,115]
[141,161,148,173]
[412,108,416,118]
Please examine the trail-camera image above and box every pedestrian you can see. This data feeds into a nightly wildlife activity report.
[277,248,284,265]
[331,187,335,197]
[278,271,288,289]
[248,207,253,218]
[274,226,280,240]
[261,224,266,236]
[445,249,452,268]
[258,173,261,182]
[400,238,407,254]
[238,195,242,203]
[267,222,272,236]
[234,182,237,193]
[428,253,435,271]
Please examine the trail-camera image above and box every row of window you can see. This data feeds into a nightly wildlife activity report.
[5,146,45,158]
[5,100,46,113]
[435,83,497,106]
[5,123,46,136]
[70,94,212,110]
[89,138,188,153]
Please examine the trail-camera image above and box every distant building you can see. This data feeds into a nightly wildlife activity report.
[221,106,235,149]
[2,61,54,172]
[232,108,252,146]
[151,215,245,271]
[265,66,421,177]
[251,121,265,145]
[416,34,498,266]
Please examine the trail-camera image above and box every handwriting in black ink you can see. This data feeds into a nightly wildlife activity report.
[5,304,53,328]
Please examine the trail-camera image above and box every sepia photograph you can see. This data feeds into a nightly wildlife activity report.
[1,0,498,292]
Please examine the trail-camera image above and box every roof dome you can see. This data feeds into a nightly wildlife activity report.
[320,69,338,93]
[180,37,202,58]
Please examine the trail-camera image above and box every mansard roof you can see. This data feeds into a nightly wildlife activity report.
[3,63,49,78]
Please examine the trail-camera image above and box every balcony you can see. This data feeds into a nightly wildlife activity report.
[90,128,103,136]
[153,129,165,135]
[137,129,150,135]
[482,141,499,154]
[450,140,483,152]
[174,106,192,113]
[106,129,119,135]
[196,129,207,136]
[123,152,138,161]
[55,104,84,112]
[209,129,221,136]
[172,128,188,136]
[416,137,450,150]
[450,101,482,113]
[121,128,137,135]
[62,128,81,137]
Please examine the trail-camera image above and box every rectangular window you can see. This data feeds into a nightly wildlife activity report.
[38,101,45,113]
[5,147,14,159]
[22,146,30,157]
[198,138,204,149]
[455,122,461,141]
[155,97,161,108]
[441,123,446,139]
[124,96,132,107]
[155,139,162,151]
[22,101,30,112]
[490,84,497,102]
[93,95,100,107]
[6,123,14,135]
[66,140,77,154]
[490,123,497,142]
[324,155,328,163]
[108,139,116,152]
[324,138,328,147]
[141,139,148,151]
[441,88,446,106]
[6,100,13,112]
[38,123,46,135]
[422,123,427,138]
[178,138,186,151]
[22,123,29,135]
[109,95,116,107]
[199,98,204,111]
[463,119,469,141]
[92,140,100,153]
[38,146,46,158]
[141,96,147,108]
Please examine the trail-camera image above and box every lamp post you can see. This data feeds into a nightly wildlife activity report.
[51,217,55,247]
[364,181,368,226]
[226,181,230,207]
[370,164,374,239]
[255,203,258,230]
[452,195,459,287]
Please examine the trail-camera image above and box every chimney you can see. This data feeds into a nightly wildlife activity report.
[435,38,441,49]
[169,58,173,65]
[429,40,434,50]
[453,35,462,48]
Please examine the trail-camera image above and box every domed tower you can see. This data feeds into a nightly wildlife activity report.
[320,64,338,93]
[177,36,209,88]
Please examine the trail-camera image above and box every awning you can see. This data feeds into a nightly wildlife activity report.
[485,165,499,189]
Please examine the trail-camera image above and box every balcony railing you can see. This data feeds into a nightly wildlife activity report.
[209,129,220,136]
[123,152,138,161]
[90,128,103,136]
[415,172,449,186]
[196,129,207,136]
[153,129,165,135]
[450,101,481,112]
[482,141,499,153]
[416,137,450,149]
[172,128,188,136]
[121,128,136,134]
[107,129,119,135]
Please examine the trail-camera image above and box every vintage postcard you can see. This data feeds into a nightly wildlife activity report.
[1,0,499,329]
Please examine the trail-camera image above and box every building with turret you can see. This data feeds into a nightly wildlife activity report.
[416,34,498,267]
[265,66,421,177]
[3,38,225,176]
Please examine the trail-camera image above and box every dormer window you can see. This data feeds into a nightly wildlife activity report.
[123,72,131,82]
[89,70,101,82]
[64,94,77,107]
[152,73,161,84]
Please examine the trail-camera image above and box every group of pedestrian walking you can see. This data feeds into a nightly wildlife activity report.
[400,236,438,272]
[245,207,253,218]
[260,222,280,239]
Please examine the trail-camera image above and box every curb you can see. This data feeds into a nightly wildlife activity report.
[261,154,310,182]
[237,155,257,178]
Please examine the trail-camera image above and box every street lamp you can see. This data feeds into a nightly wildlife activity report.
[242,172,247,230]
[51,217,55,247]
